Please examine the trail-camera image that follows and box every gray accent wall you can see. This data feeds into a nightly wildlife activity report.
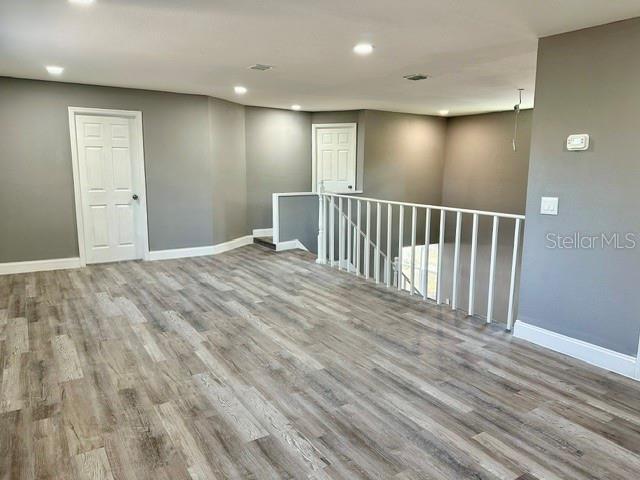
[362,110,446,205]
[442,110,532,215]
[278,195,319,254]
[438,110,531,323]
[1,76,531,280]
[245,107,312,230]
[361,110,447,250]
[0,77,248,261]
[209,97,248,244]
[518,18,640,356]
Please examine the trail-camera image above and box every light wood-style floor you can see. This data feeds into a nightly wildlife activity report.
[2,245,640,479]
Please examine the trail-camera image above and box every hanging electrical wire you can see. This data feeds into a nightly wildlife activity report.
[512,88,524,152]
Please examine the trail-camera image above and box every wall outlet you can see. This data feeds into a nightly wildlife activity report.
[540,196,559,215]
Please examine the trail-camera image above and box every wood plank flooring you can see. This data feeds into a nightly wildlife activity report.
[2,244,640,479]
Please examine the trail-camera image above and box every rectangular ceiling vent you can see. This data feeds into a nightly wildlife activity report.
[403,73,429,81]
[249,64,273,71]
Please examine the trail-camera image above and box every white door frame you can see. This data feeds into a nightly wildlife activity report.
[68,106,150,266]
[311,122,358,193]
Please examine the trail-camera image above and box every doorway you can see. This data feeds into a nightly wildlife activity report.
[312,123,357,193]
[68,107,149,265]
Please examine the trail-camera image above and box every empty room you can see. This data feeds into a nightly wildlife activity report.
[3,1,640,479]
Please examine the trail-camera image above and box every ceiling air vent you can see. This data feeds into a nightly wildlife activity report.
[403,73,429,81]
[249,64,273,71]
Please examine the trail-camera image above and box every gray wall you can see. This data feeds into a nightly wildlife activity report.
[0,77,453,264]
[443,110,532,215]
[0,77,250,261]
[361,110,447,255]
[1,76,530,281]
[437,110,531,323]
[245,107,312,230]
[298,109,449,264]
[278,195,319,254]
[362,110,446,205]
[208,97,249,245]
[518,18,640,356]
[310,111,360,124]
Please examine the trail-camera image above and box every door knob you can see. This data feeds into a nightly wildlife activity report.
[132,194,139,200]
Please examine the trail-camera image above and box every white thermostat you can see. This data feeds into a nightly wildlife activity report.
[567,134,589,151]
[540,197,559,215]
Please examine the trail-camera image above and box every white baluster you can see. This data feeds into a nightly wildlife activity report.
[322,195,329,263]
[272,193,280,245]
[365,201,371,279]
[451,211,462,310]
[347,198,352,273]
[410,206,417,295]
[329,195,335,267]
[397,206,404,291]
[468,213,479,316]
[375,202,381,284]
[356,200,361,276]
[436,210,445,304]
[422,208,431,300]
[316,195,322,261]
[386,204,392,287]
[506,218,521,331]
[338,197,343,270]
[486,216,499,324]
[319,195,327,264]
[353,225,357,272]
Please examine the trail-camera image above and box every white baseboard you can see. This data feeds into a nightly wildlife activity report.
[276,239,308,252]
[2,235,257,273]
[513,320,637,379]
[0,257,82,275]
[252,228,273,237]
[148,235,254,261]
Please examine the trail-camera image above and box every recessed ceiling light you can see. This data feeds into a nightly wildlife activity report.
[353,43,374,55]
[291,105,301,111]
[68,0,95,5]
[45,65,64,75]
[403,73,429,81]
[234,86,247,95]
[439,110,449,116]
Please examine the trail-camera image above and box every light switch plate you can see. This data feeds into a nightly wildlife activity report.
[540,196,558,215]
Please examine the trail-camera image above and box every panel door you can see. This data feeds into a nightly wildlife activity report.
[75,115,139,264]
[316,126,356,193]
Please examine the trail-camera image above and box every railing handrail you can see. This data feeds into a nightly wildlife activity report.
[273,191,317,198]
[273,190,524,331]
[319,192,525,220]
[273,191,525,220]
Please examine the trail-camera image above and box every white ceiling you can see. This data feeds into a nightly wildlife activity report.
[1,1,639,116]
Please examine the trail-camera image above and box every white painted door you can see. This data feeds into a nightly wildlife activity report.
[75,114,142,264]
[314,124,357,193]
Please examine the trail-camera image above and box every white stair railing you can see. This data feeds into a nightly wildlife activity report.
[335,204,390,282]
[317,193,525,330]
